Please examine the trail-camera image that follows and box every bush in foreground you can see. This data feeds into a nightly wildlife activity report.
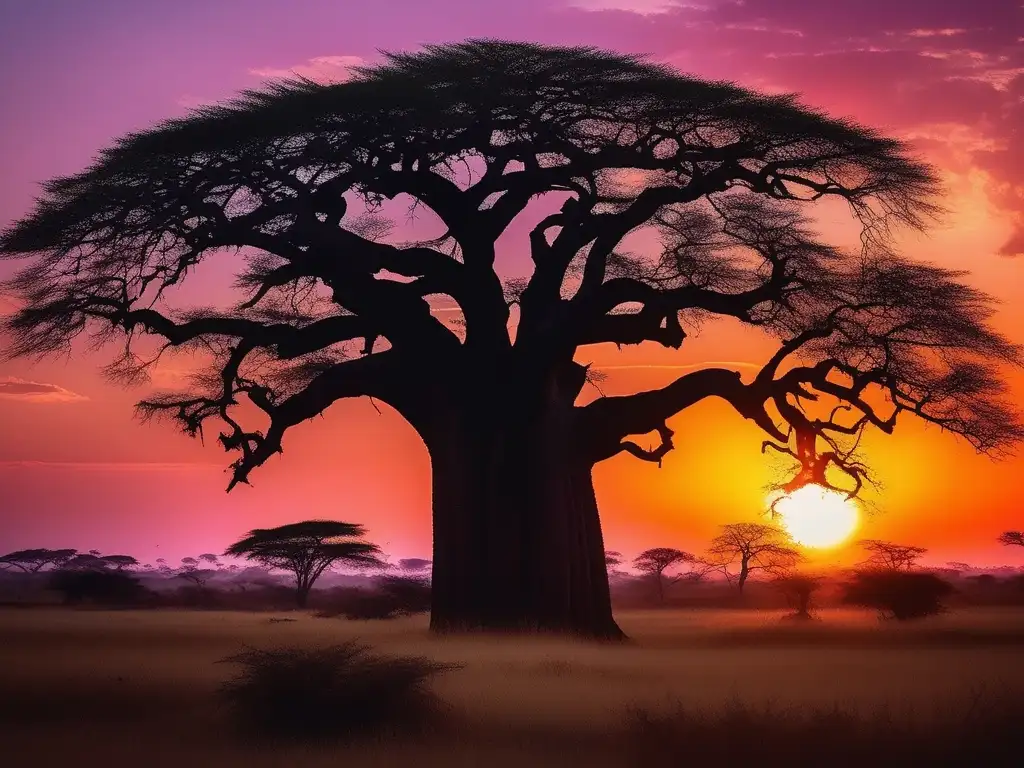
[217,642,460,741]
[841,569,954,620]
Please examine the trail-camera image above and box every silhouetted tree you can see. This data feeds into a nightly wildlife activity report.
[706,523,802,593]
[199,553,222,567]
[842,570,953,620]
[3,41,1020,637]
[998,532,1024,548]
[774,573,824,620]
[100,554,139,571]
[398,558,432,573]
[632,548,694,603]
[65,554,108,570]
[225,521,382,607]
[858,540,927,571]
[0,548,77,572]
[605,551,623,568]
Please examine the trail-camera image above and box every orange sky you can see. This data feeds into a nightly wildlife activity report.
[1,0,1022,568]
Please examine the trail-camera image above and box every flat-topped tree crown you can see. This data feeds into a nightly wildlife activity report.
[3,40,1020,637]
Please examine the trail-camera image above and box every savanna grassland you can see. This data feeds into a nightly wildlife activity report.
[2,608,1024,766]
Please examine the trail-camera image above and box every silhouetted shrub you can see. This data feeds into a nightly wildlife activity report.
[47,569,149,606]
[841,570,954,620]
[217,643,460,741]
[316,577,431,620]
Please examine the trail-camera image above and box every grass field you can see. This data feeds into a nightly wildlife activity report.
[2,607,1023,766]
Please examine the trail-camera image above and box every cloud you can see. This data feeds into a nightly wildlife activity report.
[0,461,220,471]
[0,378,88,403]
[567,0,701,15]
[908,28,968,37]
[249,55,366,84]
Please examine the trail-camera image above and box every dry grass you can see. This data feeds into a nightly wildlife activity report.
[2,608,1023,766]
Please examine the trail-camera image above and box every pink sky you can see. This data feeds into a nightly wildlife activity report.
[1,0,1022,567]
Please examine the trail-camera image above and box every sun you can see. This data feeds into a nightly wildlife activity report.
[769,484,860,549]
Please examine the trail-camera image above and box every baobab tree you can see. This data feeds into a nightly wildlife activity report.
[632,547,695,603]
[1,41,1020,638]
[705,523,802,593]
[858,540,928,571]
[225,520,382,607]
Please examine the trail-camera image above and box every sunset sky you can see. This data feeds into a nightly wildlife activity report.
[1,0,1022,568]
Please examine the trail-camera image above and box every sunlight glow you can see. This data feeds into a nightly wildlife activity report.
[770,485,860,549]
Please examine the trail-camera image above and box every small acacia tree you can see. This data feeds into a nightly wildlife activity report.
[632,547,695,603]
[858,540,927,571]
[2,40,1021,637]
[225,520,382,607]
[705,523,802,593]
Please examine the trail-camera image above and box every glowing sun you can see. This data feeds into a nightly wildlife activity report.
[770,485,860,549]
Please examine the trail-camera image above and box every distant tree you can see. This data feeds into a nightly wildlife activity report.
[842,570,953,620]
[998,532,1024,548]
[946,561,972,574]
[705,523,802,593]
[177,565,217,590]
[64,553,108,570]
[605,551,623,568]
[774,574,824,620]
[858,540,927,571]
[100,555,139,571]
[632,548,695,603]
[199,553,221,567]
[0,548,78,572]
[397,558,432,573]
[225,521,382,608]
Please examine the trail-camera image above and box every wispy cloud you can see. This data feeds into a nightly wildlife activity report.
[566,0,700,15]
[908,28,968,38]
[0,378,88,403]
[249,55,366,84]
[722,22,803,37]
[0,461,220,471]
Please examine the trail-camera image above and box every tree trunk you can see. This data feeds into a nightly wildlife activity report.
[737,558,750,593]
[424,399,624,640]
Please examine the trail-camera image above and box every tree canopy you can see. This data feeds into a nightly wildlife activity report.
[225,520,382,606]
[1,39,1019,501]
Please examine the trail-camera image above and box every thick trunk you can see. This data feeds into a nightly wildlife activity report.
[425,403,624,640]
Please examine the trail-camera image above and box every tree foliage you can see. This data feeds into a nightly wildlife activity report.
[705,523,802,592]
[633,547,694,602]
[225,520,382,606]
[857,540,927,571]
[842,570,953,620]
[0,38,1018,501]
[998,531,1024,548]
[0,548,78,572]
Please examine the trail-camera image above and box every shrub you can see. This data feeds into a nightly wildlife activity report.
[316,576,431,620]
[841,569,954,620]
[47,569,150,606]
[217,643,460,741]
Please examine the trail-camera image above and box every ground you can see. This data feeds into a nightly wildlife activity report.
[2,607,1023,766]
